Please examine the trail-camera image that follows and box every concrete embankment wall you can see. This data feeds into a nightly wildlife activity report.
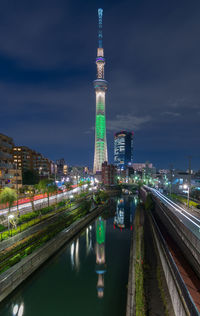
[154,198,200,278]
[0,205,106,303]
[140,187,199,316]
[140,187,200,278]
[150,214,199,316]
[126,214,136,316]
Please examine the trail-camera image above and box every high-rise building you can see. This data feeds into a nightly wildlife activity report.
[102,161,116,186]
[0,133,22,189]
[93,8,108,174]
[114,131,134,170]
[13,146,55,177]
[56,158,67,177]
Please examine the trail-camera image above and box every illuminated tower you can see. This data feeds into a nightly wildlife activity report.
[93,8,108,174]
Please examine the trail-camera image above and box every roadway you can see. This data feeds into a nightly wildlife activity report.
[0,184,89,217]
[146,186,200,240]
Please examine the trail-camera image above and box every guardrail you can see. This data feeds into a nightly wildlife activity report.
[150,213,199,316]
[153,196,200,262]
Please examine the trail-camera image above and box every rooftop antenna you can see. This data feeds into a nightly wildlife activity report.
[98,8,103,48]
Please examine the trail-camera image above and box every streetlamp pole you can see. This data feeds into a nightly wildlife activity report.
[188,156,192,208]
[14,163,19,216]
[183,184,190,208]
[187,186,190,208]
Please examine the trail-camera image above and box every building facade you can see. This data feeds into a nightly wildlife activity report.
[114,131,133,170]
[0,133,22,189]
[13,146,55,178]
[93,8,108,174]
[101,161,116,186]
[132,162,153,171]
[56,158,67,178]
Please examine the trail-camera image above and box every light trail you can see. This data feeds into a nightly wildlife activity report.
[0,185,88,216]
[152,189,200,225]
[145,186,200,231]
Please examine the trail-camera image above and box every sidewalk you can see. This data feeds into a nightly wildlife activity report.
[0,203,80,252]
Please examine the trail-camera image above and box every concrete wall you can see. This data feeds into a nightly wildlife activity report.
[140,187,199,316]
[126,215,136,316]
[153,198,200,278]
[0,204,106,303]
[140,187,200,278]
[150,214,199,316]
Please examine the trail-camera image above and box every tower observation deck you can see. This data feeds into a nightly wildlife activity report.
[93,8,108,174]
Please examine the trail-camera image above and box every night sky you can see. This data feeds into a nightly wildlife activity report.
[1,0,200,170]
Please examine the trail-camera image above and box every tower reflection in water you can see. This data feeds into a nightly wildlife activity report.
[95,216,106,298]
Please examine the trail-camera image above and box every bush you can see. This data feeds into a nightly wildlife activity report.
[25,245,35,255]
[41,235,50,243]
[18,211,39,224]
[40,206,53,215]
[58,201,66,207]
[0,224,6,232]
[9,254,21,267]
[145,194,154,211]
[80,200,91,213]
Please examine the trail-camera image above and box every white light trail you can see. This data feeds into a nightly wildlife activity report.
[148,187,200,230]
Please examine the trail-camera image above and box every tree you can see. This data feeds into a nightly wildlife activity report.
[94,191,109,205]
[27,185,37,211]
[22,169,39,185]
[64,182,73,191]
[0,187,17,214]
[37,179,56,207]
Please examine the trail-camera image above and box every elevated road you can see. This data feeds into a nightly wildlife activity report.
[145,186,200,240]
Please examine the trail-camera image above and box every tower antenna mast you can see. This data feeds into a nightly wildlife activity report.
[98,8,103,48]
[93,8,108,174]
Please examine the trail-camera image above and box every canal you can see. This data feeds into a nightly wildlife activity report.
[0,195,137,316]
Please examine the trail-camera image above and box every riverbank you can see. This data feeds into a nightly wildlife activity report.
[126,202,172,316]
[0,201,112,303]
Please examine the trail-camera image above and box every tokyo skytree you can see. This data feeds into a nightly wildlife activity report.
[93,8,108,174]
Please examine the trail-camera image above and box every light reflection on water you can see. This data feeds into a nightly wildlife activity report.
[2,195,136,316]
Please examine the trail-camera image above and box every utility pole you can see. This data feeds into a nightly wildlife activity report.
[188,156,192,187]
[15,163,19,216]
[169,164,173,196]
[188,156,192,208]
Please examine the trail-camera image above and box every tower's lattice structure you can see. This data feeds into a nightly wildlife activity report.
[93,8,108,174]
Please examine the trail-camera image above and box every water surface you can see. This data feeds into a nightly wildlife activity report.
[0,195,137,316]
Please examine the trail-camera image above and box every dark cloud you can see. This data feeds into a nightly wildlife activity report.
[0,0,200,169]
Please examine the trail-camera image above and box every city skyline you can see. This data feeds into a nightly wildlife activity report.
[0,0,200,169]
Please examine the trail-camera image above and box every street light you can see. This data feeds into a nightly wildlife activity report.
[183,184,190,208]
[8,214,14,231]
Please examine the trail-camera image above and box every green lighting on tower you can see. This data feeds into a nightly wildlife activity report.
[93,8,108,173]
